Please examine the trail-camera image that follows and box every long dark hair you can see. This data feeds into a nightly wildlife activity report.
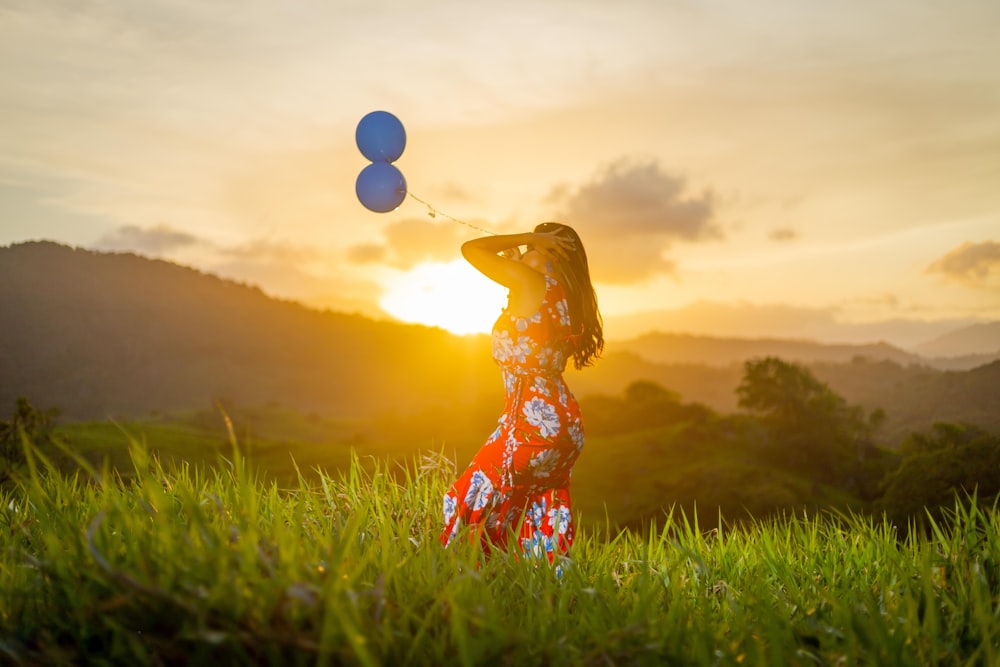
[535,222,604,369]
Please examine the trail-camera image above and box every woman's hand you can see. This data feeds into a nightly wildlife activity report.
[500,246,523,261]
[528,230,574,263]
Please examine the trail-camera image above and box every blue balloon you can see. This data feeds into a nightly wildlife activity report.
[356,110,406,163]
[356,162,407,213]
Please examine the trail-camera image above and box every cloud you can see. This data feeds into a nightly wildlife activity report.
[769,227,799,242]
[221,239,323,264]
[94,224,200,255]
[346,243,387,264]
[346,218,468,270]
[926,240,1000,290]
[430,182,476,203]
[209,254,385,318]
[847,292,900,309]
[93,224,328,265]
[549,159,720,284]
[87,224,387,316]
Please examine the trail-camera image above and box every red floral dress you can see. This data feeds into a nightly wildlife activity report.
[440,274,584,563]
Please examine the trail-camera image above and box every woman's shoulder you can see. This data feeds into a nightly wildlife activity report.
[543,273,566,298]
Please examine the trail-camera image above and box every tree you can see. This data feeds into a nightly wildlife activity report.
[881,423,1000,532]
[579,380,715,435]
[0,397,58,487]
[901,421,988,455]
[736,357,882,484]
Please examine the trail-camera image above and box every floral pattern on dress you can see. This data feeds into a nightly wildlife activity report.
[523,397,560,438]
[464,470,494,512]
[440,275,583,564]
[443,494,457,525]
[527,449,561,478]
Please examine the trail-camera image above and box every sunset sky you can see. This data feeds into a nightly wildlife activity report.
[2,1,998,345]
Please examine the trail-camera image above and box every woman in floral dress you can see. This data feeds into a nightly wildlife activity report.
[440,222,603,564]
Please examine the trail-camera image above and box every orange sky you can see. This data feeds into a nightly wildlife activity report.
[1,1,998,345]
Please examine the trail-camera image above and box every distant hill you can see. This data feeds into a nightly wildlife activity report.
[613,331,928,368]
[568,352,742,411]
[914,322,1000,358]
[565,353,1000,447]
[0,241,499,421]
[601,302,987,351]
[810,358,1000,444]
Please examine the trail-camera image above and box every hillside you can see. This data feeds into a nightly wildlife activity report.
[567,353,1000,447]
[811,358,1000,444]
[0,241,499,420]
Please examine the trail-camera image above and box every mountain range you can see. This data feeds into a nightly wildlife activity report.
[2,241,998,445]
[601,302,998,355]
[610,330,998,372]
[913,322,1000,358]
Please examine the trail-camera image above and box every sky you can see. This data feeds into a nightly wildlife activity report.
[1,0,998,346]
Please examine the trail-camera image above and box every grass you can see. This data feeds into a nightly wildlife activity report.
[52,406,370,488]
[2,431,999,666]
[52,408,864,533]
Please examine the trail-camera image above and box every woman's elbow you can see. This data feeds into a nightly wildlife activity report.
[461,241,479,261]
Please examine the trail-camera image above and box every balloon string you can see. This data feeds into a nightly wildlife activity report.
[406,191,497,236]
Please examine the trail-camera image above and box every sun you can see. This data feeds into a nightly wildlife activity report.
[379,259,507,335]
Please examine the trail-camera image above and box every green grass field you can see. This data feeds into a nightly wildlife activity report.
[50,405,370,483]
[48,405,869,533]
[2,427,999,666]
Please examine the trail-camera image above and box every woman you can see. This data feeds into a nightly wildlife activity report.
[440,222,603,564]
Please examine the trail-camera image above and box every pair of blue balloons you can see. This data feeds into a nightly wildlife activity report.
[355,111,407,213]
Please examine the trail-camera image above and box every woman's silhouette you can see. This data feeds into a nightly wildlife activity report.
[440,222,603,564]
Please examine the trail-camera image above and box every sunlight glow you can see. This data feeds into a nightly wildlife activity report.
[379,260,507,335]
